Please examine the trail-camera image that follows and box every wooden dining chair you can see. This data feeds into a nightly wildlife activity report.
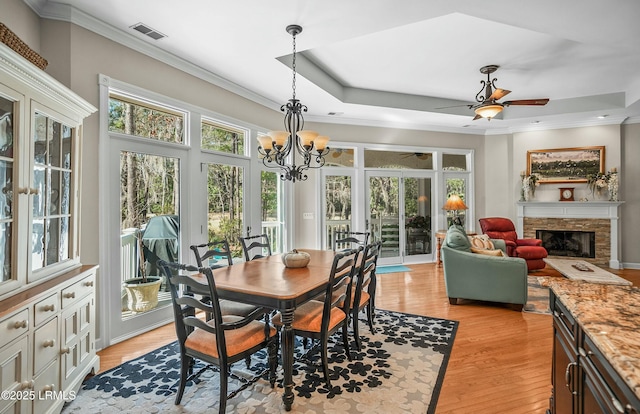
[347,240,382,350]
[238,234,272,261]
[273,247,361,389]
[158,260,278,413]
[333,230,370,251]
[190,239,259,318]
[190,239,234,268]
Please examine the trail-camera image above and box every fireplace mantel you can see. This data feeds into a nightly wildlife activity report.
[516,201,624,268]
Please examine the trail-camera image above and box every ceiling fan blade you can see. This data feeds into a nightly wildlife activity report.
[503,98,549,106]
[488,88,511,101]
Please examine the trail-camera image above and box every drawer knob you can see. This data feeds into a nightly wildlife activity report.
[60,347,71,354]
[13,320,28,329]
[63,292,76,299]
[43,339,55,348]
[42,384,55,392]
[42,304,55,312]
[20,380,34,390]
[84,281,94,287]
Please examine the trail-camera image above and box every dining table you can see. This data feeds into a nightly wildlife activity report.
[194,248,338,411]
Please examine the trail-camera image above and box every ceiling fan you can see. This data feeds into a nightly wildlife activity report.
[400,152,430,160]
[467,65,549,120]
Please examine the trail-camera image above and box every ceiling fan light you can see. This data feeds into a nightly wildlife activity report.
[475,104,504,119]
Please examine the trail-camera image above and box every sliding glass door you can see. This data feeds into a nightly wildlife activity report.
[366,171,434,264]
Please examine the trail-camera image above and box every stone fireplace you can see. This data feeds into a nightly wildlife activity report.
[516,202,623,268]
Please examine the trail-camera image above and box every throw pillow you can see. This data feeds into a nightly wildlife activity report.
[468,234,495,250]
[445,226,471,252]
[471,246,506,257]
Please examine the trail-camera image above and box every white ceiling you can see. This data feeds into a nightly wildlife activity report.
[28,0,640,134]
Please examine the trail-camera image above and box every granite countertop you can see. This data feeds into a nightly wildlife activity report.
[549,279,640,400]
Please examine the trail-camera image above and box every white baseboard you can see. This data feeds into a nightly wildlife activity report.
[622,262,640,269]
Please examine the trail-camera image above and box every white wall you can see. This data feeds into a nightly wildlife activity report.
[512,124,622,203]
[621,123,640,266]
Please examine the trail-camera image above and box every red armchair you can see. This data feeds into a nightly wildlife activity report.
[478,217,548,271]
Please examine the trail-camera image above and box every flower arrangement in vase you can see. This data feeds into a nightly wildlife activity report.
[520,172,539,201]
[587,171,611,199]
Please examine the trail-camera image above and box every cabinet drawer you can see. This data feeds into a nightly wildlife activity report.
[552,298,576,342]
[61,273,95,309]
[34,292,59,326]
[0,309,30,349]
[34,317,58,375]
[580,335,640,412]
[33,359,60,414]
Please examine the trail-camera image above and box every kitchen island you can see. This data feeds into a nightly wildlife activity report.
[548,279,640,413]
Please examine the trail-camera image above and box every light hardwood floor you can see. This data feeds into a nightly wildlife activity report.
[97,264,640,414]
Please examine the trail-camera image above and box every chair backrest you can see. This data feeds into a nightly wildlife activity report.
[479,217,517,243]
[158,260,226,354]
[354,241,382,305]
[190,239,233,268]
[321,247,361,332]
[238,234,272,261]
[333,231,370,251]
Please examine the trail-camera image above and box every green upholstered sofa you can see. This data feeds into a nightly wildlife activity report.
[441,225,528,310]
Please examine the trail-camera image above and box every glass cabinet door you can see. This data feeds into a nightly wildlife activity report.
[31,109,77,280]
[0,95,15,287]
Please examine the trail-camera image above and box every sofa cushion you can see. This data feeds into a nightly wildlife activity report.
[468,234,495,250]
[445,226,471,252]
[471,246,506,257]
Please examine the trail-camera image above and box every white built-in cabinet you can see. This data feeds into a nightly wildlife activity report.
[0,43,98,414]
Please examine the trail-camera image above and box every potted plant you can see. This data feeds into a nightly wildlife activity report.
[122,228,163,313]
[406,215,429,233]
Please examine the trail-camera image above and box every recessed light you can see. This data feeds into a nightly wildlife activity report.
[327,112,343,116]
[597,115,609,119]
[531,120,541,124]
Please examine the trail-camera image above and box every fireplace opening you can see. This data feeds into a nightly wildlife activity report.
[536,230,596,258]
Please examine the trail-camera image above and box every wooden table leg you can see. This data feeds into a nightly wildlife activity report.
[280,308,295,411]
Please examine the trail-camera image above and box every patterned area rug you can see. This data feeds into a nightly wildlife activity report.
[62,310,457,414]
[523,276,551,314]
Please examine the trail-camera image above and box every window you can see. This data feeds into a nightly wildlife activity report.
[108,93,185,143]
[207,163,244,258]
[364,149,433,169]
[202,119,246,155]
[325,147,355,167]
[443,153,467,171]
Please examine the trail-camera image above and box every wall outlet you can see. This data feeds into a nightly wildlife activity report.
[303,212,314,220]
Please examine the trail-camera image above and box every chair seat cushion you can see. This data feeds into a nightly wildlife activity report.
[185,317,275,359]
[273,300,346,333]
[515,245,548,260]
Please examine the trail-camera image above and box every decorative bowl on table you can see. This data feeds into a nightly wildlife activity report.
[281,249,311,268]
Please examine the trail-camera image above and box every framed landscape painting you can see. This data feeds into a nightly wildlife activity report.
[527,146,605,183]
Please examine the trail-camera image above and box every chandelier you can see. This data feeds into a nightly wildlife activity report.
[256,24,330,182]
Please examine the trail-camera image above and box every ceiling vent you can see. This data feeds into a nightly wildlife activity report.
[130,23,166,40]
